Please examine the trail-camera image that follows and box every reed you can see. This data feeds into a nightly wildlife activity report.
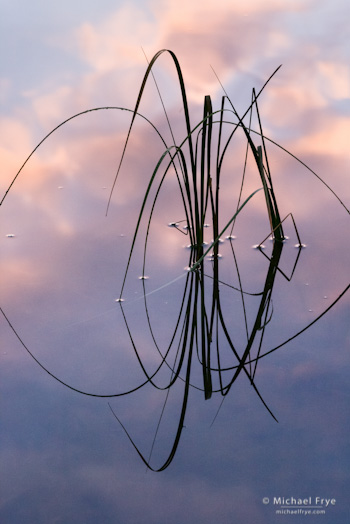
[1,49,349,471]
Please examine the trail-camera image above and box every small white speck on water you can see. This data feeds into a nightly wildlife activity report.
[58,186,64,189]
[185,242,208,249]
[212,238,224,244]
[308,309,313,312]
[138,275,149,280]
[305,283,309,286]
[294,243,307,248]
[183,224,192,230]
[252,244,266,249]
[225,235,236,240]
[115,298,124,303]
[323,296,328,299]
[270,235,289,242]
[203,224,210,228]
[6,234,15,238]
[168,222,180,228]
[208,253,223,261]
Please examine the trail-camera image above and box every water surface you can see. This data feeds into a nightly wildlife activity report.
[1,2,349,522]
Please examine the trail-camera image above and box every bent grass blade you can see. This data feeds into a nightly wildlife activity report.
[1,49,349,471]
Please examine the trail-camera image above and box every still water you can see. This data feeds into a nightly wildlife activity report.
[1,57,349,522]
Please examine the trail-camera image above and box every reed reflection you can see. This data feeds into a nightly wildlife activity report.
[113,231,297,470]
[1,50,349,472]
[106,51,348,470]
